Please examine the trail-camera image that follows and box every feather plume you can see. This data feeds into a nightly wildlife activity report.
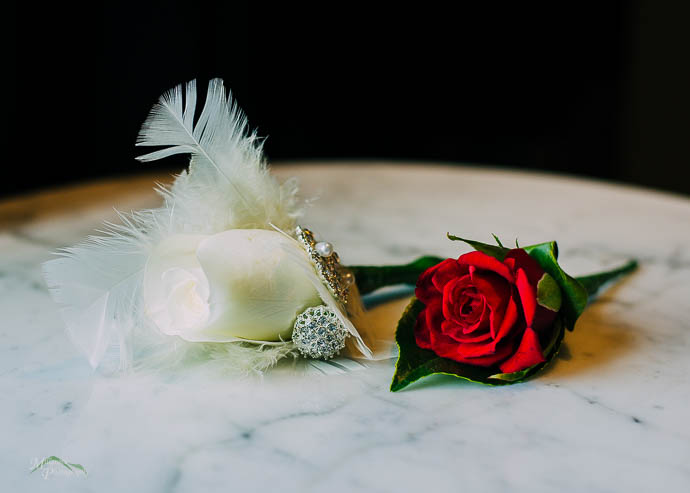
[136,78,300,233]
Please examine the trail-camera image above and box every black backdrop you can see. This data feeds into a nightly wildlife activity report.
[9,1,690,198]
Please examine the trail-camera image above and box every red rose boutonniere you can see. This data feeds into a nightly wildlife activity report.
[388,235,637,391]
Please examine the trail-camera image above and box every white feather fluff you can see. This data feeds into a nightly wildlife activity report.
[43,79,307,374]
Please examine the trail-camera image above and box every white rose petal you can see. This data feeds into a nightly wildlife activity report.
[143,230,322,342]
[144,234,210,338]
[161,267,210,333]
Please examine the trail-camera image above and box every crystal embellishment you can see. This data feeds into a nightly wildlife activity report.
[296,226,353,305]
[292,305,349,359]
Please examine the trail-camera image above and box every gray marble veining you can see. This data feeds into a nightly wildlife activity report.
[1,163,689,492]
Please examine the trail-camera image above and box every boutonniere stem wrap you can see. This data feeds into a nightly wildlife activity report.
[378,235,637,391]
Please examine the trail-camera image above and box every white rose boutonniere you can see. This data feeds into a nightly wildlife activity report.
[43,79,373,374]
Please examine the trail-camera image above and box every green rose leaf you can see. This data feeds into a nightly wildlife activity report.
[447,234,509,260]
[522,241,588,331]
[536,272,562,312]
[575,259,639,298]
[390,298,566,391]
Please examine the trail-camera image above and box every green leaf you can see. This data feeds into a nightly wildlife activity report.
[575,260,638,298]
[491,233,505,248]
[390,299,567,391]
[348,255,445,295]
[523,240,559,259]
[447,234,509,260]
[536,272,562,312]
[522,241,588,331]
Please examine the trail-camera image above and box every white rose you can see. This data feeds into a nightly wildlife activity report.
[143,229,322,342]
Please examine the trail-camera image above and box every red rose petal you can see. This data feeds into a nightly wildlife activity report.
[505,249,545,285]
[415,260,447,304]
[515,268,537,327]
[431,325,503,358]
[491,293,519,344]
[498,327,546,373]
[432,259,468,293]
[447,300,489,337]
[441,320,492,343]
[431,329,516,367]
[468,271,511,337]
[414,299,445,350]
[461,305,485,334]
[469,271,511,310]
[442,276,473,325]
[473,299,490,333]
[425,299,445,332]
[414,309,432,349]
[458,251,515,282]
[532,304,559,334]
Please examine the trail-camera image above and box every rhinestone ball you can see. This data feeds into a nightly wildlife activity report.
[292,305,348,359]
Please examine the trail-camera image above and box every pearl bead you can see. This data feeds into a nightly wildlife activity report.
[315,241,334,257]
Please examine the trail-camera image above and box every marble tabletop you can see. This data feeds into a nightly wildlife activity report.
[2,163,690,493]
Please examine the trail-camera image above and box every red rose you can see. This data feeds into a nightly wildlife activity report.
[414,249,559,373]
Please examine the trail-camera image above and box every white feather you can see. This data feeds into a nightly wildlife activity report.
[136,78,300,233]
[43,215,149,369]
[43,79,305,373]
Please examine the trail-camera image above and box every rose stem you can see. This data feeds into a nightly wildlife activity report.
[347,256,445,295]
[575,259,638,298]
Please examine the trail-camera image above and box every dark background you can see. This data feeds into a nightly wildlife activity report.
[8,1,690,198]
